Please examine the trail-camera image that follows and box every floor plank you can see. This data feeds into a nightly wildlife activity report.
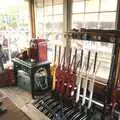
[0,87,50,120]
[0,97,31,120]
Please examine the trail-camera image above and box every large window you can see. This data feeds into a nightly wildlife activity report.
[72,0,117,29]
[71,39,114,82]
[71,0,118,81]
[35,0,64,62]
[35,0,117,82]
[0,0,31,62]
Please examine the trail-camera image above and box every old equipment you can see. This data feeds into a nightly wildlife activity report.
[28,38,47,62]
[12,58,51,98]
[34,68,48,91]
[76,49,83,103]
[33,29,120,120]
[55,46,61,93]
[51,45,57,90]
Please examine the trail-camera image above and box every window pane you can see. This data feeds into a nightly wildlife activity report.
[44,16,53,32]
[0,0,31,62]
[72,1,84,13]
[72,0,82,2]
[53,15,63,32]
[53,4,63,15]
[44,0,52,6]
[44,16,53,23]
[71,40,114,81]
[36,8,44,17]
[35,0,43,7]
[86,0,99,12]
[101,0,117,11]
[72,14,84,29]
[53,15,63,22]
[85,13,98,22]
[44,6,52,15]
[36,16,44,23]
[99,12,116,29]
[38,23,44,32]
[53,0,63,5]
[36,23,44,36]
[85,13,98,29]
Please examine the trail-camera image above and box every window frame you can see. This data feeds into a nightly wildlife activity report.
[34,0,120,84]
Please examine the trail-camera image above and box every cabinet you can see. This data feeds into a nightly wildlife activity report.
[12,58,51,98]
[17,70,31,91]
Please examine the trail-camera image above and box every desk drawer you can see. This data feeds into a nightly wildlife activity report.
[17,70,31,92]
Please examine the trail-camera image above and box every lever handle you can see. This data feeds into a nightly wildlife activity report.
[58,46,61,65]
[93,52,98,73]
[80,49,83,69]
[86,50,91,71]
[54,45,57,63]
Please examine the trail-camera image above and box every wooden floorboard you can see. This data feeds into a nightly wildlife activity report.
[0,97,31,120]
[0,87,50,120]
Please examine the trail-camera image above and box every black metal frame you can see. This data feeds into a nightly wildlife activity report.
[65,29,120,119]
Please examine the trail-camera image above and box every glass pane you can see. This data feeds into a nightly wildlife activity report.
[35,0,43,7]
[53,4,63,15]
[36,23,44,36]
[44,16,53,23]
[86,0,99,12]
[44,6,52,15]
[44,16,53,33]
[85,13,98,22]
[99,12,116,29]
[36,16,44,23]
[101,0,117,11]
[72,1,84,13]
[72,14,84,29]
[71,39,114,81]
[83,41,113,81]
[36,8,44,17]
[0,0,31,63]
[100,22,116,30]
[53,15,63,32]
[53,0,63,5]
[100,12,116,22]
[85,13,98,29]
[72,0,82,2]
[44,0,52,6]
[53,15,63,22]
